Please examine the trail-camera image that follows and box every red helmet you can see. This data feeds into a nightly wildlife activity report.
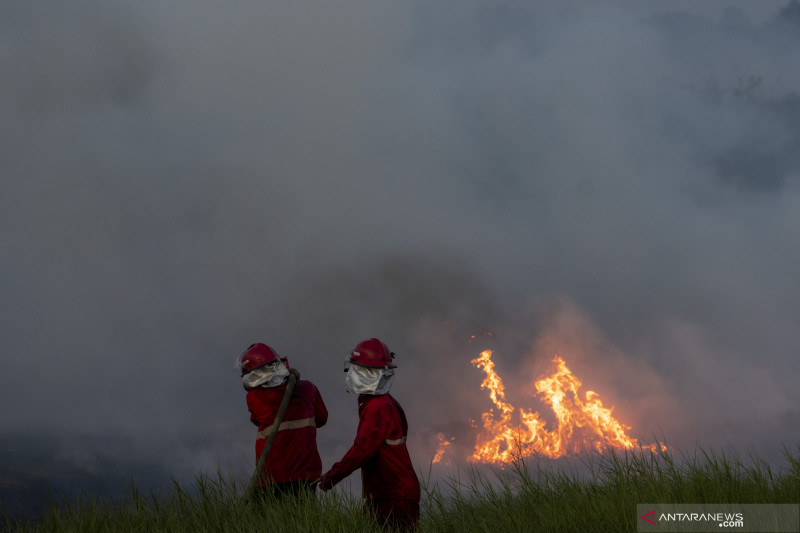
[240,343,287,375]
[349,338,396,368]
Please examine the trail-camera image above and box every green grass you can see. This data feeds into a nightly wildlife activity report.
[5,446,800,532]
[423,446,800,532]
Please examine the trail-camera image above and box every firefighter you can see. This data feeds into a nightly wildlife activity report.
[315,338,421,530]
[239,343,328,499]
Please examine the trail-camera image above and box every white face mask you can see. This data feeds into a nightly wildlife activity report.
[242,361,290,390]
[344,362,395,395]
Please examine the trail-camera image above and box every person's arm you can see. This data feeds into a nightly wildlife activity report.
[246,391,277,428]
[319,401,389,489]
[246,393,260,426]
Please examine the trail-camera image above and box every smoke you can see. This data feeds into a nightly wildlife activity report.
[1,0,800,502]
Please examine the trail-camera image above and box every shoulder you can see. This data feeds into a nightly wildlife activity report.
[382,394,407,417]
[247,386,281,399]
[360,394,395,412]
[293,379,323,398]
[294,379,317,391]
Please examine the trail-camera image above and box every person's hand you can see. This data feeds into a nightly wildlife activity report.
[313,474,333,491]
[288,368,301,380]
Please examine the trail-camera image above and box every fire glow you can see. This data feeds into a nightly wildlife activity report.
[435,350,661,465]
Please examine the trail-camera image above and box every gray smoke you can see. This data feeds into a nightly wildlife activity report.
[2,0,799,500]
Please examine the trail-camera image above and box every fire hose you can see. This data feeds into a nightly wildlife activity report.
[245,373,297,501]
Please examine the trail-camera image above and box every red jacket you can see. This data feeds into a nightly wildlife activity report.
[246,379,328,485]
[322,394,420,501]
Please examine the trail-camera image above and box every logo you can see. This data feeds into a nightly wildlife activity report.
[638,504,799,532]
[640,510,656,526]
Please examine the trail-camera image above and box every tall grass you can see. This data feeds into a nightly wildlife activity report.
[5,446,800,533]
[423,445,800,532]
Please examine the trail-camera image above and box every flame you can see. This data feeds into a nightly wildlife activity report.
[433,432,452,465]
[434,350,662,465]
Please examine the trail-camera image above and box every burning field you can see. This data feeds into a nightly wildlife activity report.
[434,348,664,466]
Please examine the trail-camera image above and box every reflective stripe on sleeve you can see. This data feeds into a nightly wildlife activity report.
[257,417,315,440]
[385,436,407,446]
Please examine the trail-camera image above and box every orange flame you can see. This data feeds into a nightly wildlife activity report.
[433,432,452,465]
[435,350,662,465]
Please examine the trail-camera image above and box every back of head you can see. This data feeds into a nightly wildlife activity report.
[240,343,280,375]
[239,343,290,390]
[344,338,397,395]
[348,338,396,369]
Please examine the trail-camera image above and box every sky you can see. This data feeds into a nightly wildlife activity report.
[1,0,800,511]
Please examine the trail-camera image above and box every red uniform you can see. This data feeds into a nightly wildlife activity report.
[321,394,420,528]
[247,379,328,485]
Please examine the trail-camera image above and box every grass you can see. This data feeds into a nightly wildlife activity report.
[4,445,800,533]
[423,445,800,532]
